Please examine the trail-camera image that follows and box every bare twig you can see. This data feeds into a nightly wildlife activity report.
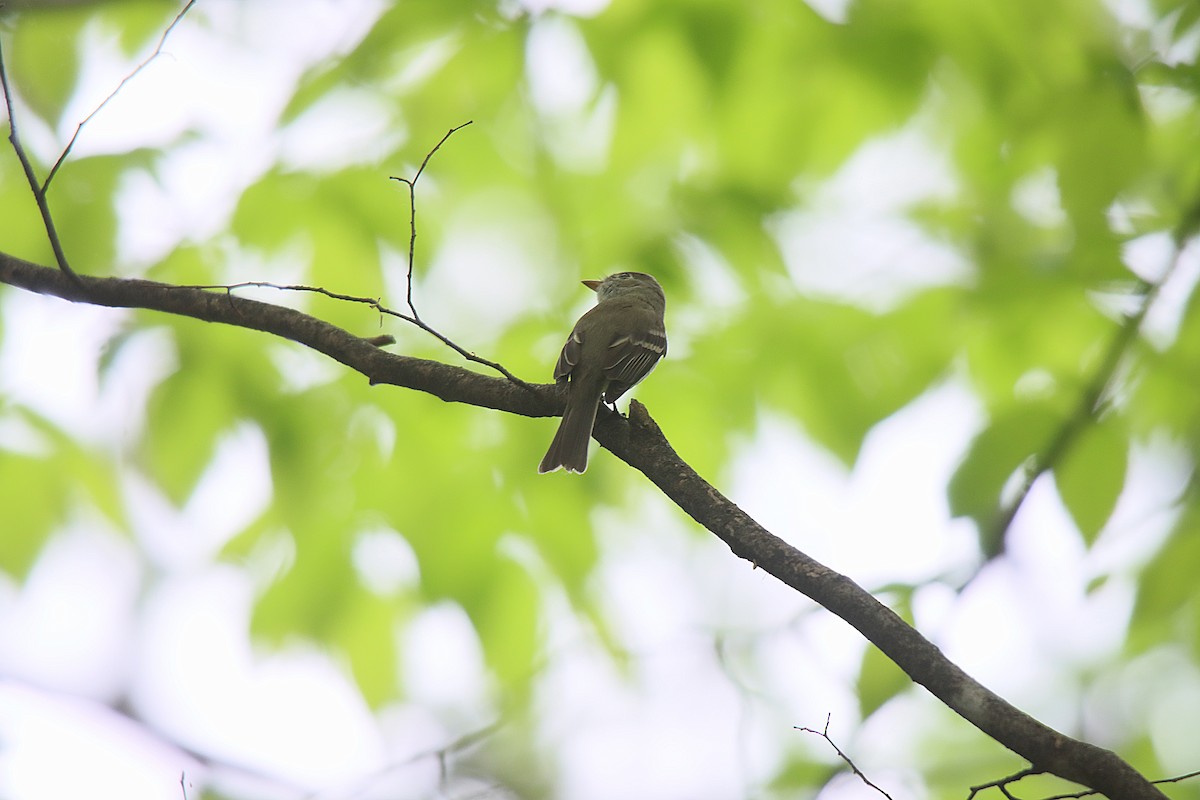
[0,38,79,281]
[968,767,1041,799]
[1152,768,1200,788]
[968,766,1200,800]
[378,121,536,389]
[43,0,196,192]
[389,120,474,321]
[182,280,532,387]
[0,0,196,283]
[1037,768,1200,800]
[795,714,894,799]
[303,719,504,800]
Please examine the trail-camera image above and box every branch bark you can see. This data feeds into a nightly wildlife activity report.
[0,250,1166,799]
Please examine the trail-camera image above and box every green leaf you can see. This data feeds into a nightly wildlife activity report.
[736,290,957,464]
[948,403,1061,538]
[1053,71,1146,251]
[51,154,133,274]
[253,526,347,637]
[231,171,320,254]
[858,643,911,720]
[1129,519,1200,655]
[60,437,124,528]
[477,555,539,690]
[141,322,281,503]
[0,408,127,578]
[8,8,85,127]
[0,157,56,264]
[0,451,65,577]
[335,588,402,708]
[1053,417,1128,545]
[768,752,837,794]
[103,2,184,57]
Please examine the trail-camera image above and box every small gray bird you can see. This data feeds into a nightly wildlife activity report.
[538,272,667,474]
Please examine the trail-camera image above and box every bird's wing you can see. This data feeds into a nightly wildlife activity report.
[602,323,667,402]
[553,328,583,383]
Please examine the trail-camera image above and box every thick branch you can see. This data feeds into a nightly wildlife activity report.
[0,251,552,415]
[603,404,1162,800]
[0,251,1165,800]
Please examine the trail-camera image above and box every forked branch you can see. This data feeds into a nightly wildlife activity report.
[0,0,197,281]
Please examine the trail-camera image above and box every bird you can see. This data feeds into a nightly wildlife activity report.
[538,271,667,474]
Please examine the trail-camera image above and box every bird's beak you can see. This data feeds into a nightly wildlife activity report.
[581,279,601,292]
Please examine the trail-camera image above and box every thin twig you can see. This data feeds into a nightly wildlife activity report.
[795,714,894,799]
[380,121,535,388]
[43,0,197,193]
[1152,768,1200,787]
[389,120,473,321]
[968,767,1041,799]
[301,719,504,800]
[0,0,195,283]
[967,766,1200,800]
[1036,767,1200,800]
[0,38,79,281]
[182,280,533,387]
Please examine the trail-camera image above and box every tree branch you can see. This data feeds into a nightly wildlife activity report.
[0,0,196,282]
[0,39,79,281]
[606,401,1163,799]
[0,251,546,414]
[41,0,198,193]
[795,714,894,799]
[984,225,1196,556]
[181,279,533,387]
[0,250,1166,800]
[389,121,474,323]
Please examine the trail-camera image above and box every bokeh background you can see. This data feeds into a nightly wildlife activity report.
[2,0,1200,798]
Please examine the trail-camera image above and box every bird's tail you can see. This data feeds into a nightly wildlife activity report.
[538,392,600,474]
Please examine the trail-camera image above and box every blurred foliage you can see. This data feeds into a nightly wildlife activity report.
[4,0,1200,796]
